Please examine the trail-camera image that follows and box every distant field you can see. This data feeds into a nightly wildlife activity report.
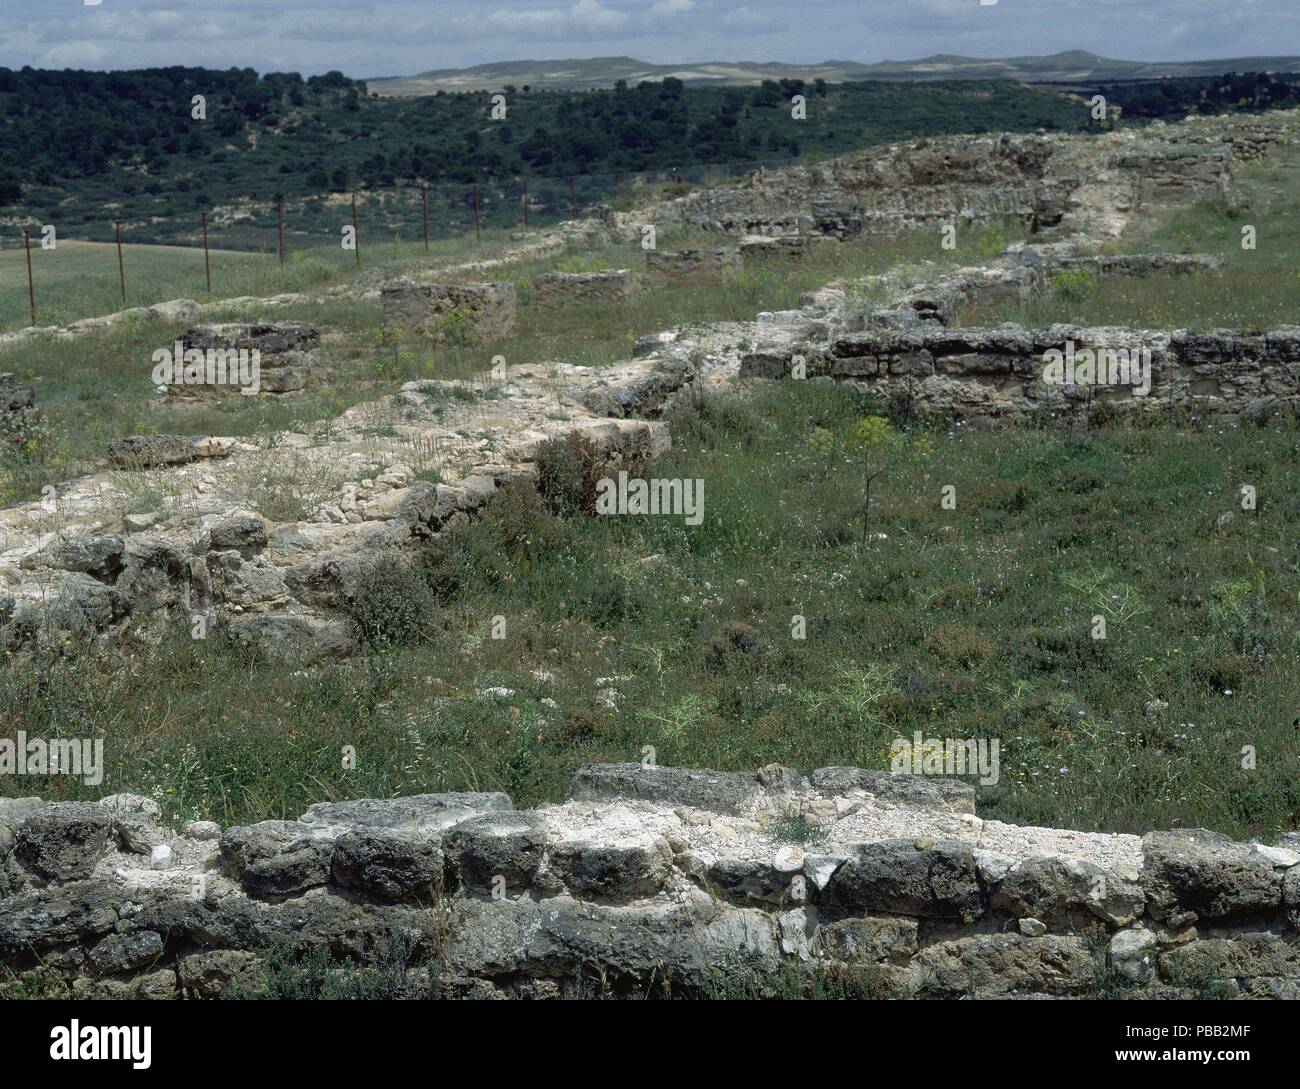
[0,231,520,334]
[367,51,1300,95]
[0,240,273,332]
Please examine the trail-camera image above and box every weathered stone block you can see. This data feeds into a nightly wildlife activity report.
[913,934,1096,996]
[994,855,1144,926]
[1142,828,1281,920]
[177,949,263,997]
[444,812,545,895]
[1160,936,1300,983]
[817,916,919,963]
[533,269,642,305]
[14,802,111,881]
[826,839,985,919]
[546,836,673,901]
[89,930,164,975]
[381,281,516,342]
[331,827,443,901]
[220,820,333,897]
[645,248,741,278]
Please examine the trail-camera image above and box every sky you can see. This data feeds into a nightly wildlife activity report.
[1,0,1296,77]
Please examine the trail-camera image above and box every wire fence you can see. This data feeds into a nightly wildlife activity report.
[4,158,791,330]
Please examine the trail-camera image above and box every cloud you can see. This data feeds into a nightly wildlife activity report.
[40,41,109,67]
[1,0,1296,77]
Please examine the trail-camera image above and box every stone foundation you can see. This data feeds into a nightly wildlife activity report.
[381,281,517,342]
[739,235,812,265]
[2,764,1296,999]
[160,323,329,397]
[813,324,1300,422]
[645,247,741,278]
[533,269,643,305]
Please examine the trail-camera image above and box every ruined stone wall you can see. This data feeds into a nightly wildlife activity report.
[810,324,1300,423]
[161,322,330,397]
[645,247,742,277]
[2,765,1296,999]
[533,269,643,306]
[381,281,517,343]
[733,242,1292,423]
[629,111,1296,242]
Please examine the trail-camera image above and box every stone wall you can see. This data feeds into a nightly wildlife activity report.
[750,324,1300,423]
[629,112,1296,243]
[533,269,643,306]
[381,281,517,342]
[739,234,812,265]
[2,764,1296,999]
[161,322,330,397]
[645,247,741,278]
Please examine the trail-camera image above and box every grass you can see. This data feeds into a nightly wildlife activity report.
[4,380,1297,841]
[961,144,1300,329]
[0,227,539,334]
[4,128,1299,846]
[0,219,1023,506]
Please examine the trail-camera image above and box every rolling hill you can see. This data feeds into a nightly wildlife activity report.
[367,50,1300,96]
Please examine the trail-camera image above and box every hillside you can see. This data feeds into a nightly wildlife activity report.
[3,65,1298,251]
[0,69,1093,247]
[368,50,1300,95]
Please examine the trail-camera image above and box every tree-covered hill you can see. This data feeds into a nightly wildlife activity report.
[2,66,1295,247]
[1,67,1090,238]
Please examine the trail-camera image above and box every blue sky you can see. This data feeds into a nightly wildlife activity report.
[1,0,1296,77]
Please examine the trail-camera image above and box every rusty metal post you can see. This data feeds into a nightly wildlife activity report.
[202,211,212,293]
[115,221,126,304]
[421,185,429,253]
[351,193,360,268]
[23,229,35,326]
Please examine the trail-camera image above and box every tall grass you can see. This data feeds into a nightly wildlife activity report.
[4,382,1296,840]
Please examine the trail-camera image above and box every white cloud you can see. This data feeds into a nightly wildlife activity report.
[41,41,108,67]
[649,0,696,15]
[1,0,1296,76]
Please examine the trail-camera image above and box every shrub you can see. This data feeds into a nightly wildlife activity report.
[344,558,442,647]
[1050,268,1098,302]
[534,432,605,517]
[704,620,761,671]
[421,478,571,594]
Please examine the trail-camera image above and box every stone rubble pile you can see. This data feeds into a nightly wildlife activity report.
[1,372,37,442]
